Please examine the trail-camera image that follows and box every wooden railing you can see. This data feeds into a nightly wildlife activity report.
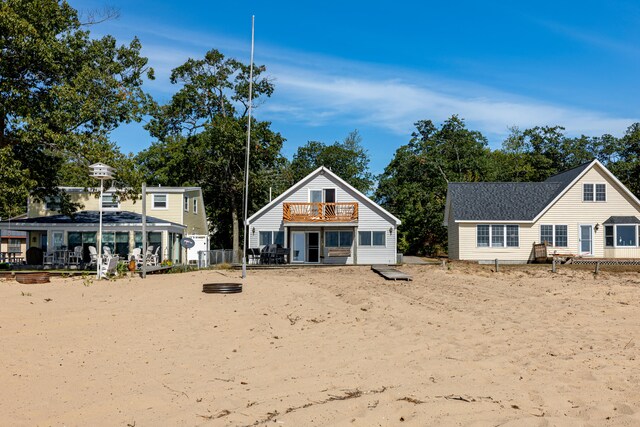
[283,202,358,222]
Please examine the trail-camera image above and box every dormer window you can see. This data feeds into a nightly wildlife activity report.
[583,183,606,202]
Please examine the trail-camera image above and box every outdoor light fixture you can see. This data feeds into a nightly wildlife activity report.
[595,223,600,232]
[389,227,393,234]
[89,162,115,279]
[252,227,255,235]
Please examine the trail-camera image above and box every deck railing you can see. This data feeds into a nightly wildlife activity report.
[283,202,358,222]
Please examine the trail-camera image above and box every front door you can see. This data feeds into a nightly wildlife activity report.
[307,232,319,263]
[579,225,593,255]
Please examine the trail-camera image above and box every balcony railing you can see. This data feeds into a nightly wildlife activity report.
[283,202,358,223]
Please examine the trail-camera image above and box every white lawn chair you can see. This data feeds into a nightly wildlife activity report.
[100,255,119,279]
[144,245,154,265]
[43,252,55,267]
[68,246,83,267]
[151,246,160,266]
[88,246,98,267]
[130,248,144,268]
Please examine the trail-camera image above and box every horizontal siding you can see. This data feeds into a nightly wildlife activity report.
[457,164,640,261]
[447,207,459,259]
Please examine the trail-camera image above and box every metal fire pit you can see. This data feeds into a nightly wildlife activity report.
[202,283,242,294]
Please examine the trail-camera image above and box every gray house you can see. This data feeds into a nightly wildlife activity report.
[444,160,640,262]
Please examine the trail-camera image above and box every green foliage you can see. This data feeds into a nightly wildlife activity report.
[0,0,154,215]
[376,116,493,255]
[288,130,374,194]
[140,49,285,252]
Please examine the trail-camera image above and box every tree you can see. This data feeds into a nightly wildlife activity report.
[144,49,285,255]
[288,130,374,193]
[608,123,640,197]
[376,116,493,255]
[0,0,154,215]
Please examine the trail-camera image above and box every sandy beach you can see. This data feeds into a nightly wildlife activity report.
[1,263,639,426]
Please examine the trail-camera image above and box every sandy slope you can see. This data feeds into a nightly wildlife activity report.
[1,264,639,426]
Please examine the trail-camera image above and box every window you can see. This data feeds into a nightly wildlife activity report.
[193,198,198,214]
[326,231,352,247]
[583,183,606,202]
[595,184,606,201]
[101,193,119,209]
[45,196,61,211]
[616,225,636,246]
[8,238,21,253]
[583,184,594,201]
[605,225,614,247]
[477,225,519,248]
[153,194,167,209]
[359,231,386,247]
[540,225,568,247]
[477,225,490,247]
[259,231,284,247]
[184,196,189,211]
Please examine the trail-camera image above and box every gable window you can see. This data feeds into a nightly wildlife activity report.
[359,231,386,247]
[540,225,568,247]
[605,224,640,247]
[193,198,198,214]
[477,225,519,248]
[101,193,119,209]
[583,183,606,202]
[326,231,353,247]
[153,194,167,209]
[184,196,189,211]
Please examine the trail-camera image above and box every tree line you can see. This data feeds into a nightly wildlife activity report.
[2,0,639,256]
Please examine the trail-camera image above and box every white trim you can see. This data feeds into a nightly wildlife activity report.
[152,194,168,210]
[605,223,640,248]
[247,166,401,225]
[101,193,120,211]
[578,223,594,256]
[358,230,387,248]
[476,224,520,248]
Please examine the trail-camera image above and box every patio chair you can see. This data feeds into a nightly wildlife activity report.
[144,245,155,265]
[43,252,55,267]
[103,246,112,258]
[68,246,83,267]
[150,246,160,266]
[88,246,98,267]
[100,255,119,279]
[130,248,144,268]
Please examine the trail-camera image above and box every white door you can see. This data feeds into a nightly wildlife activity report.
[292,232,305,263]
[579,225,593,255]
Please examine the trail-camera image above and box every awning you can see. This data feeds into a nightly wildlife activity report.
[603,216,640,224]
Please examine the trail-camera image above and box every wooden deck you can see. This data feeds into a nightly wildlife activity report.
[371,265,413,281]
[283,202,358,222]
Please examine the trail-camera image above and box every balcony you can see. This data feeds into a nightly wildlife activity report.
[283,202,358,223]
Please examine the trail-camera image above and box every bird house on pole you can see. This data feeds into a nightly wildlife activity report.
[89,163,115,180]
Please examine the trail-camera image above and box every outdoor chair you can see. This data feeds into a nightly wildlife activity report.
[144,245,155,266]
[68,246,83,266]
[43,252,55,267]
[247,248,261,264]
[130,248,144,268]
[88,246,98,267]
[100,255,119,279]
[150,246,160,266]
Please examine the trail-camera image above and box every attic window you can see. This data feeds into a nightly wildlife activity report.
[583,183,606,202]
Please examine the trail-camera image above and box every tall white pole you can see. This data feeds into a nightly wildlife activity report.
[97,179,104,279]
[242,15,255,280]
[142,182,147,279]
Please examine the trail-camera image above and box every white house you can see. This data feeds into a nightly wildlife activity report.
[444,159,640,262]
[247,166,401,265]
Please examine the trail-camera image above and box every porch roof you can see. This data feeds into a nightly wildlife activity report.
[0,210,186,232]
[603,216,640,224]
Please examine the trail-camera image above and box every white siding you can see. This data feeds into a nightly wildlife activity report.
[249,172,397,264]
[456,164,640,261]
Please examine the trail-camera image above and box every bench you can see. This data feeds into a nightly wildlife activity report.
[327,248,351,257]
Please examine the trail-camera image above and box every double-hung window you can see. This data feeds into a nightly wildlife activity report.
[101,193,119,209]
[153,194,167,209]
[583,183,606,202]
[184,196,189,211]
[539,225,568,247]
[45,196,61,211]
[477,225,519,247]
[193,198,198,214]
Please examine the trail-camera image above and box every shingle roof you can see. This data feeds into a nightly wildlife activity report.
[603,216,640,224]
[448,161,593,222]
[3,211,184,228]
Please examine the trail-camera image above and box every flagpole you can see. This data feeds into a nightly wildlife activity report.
[242,15,255,279]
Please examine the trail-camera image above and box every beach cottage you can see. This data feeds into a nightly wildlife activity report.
[0,186,208,264]
[444,159,640,262]
[247,166,400,265]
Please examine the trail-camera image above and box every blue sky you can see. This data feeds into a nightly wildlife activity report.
[74,0,640,174]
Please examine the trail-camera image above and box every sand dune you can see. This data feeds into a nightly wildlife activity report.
[1,263,639,426]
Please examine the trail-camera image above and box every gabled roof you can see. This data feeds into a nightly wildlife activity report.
[603,216,640,224]
[445,159,640,224]
[247,166,401,225]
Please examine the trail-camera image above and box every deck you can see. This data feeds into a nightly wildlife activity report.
[283,202,358,223]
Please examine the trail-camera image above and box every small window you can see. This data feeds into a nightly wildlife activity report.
[372,231,386,246]
[45,196,61,211]
[274,231,284,246]
[506,225,519,247]
[326,231,352,247]
[326,231,338,247]
[477,225,490,247]
[339,231,353,247]
[540,225,553,245]
[184,196,189,211]
[555,225,568,247]
[595,184,606,201]
[359,231,372,246]
[616,225,636,246]
[605,225,614,247]
[101,193,119,209]
[491,225,504,247]
[153,194,167,209]
[583,184,594,202]
[259,231,272,246]
[193,198,198,214]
